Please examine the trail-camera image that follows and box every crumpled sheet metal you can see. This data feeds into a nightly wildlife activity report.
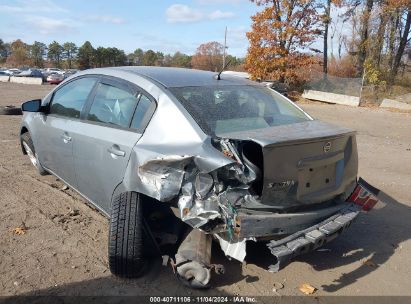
[177,158,257,231]
[179,180,221,228]
[138,155,193,202]
[135,139,259,259]
[214,234,257,262]
[215,234,247,262]
[136,137,259,228]
[135,151,236,202]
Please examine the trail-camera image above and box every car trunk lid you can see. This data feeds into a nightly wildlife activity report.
[220,120,358,210]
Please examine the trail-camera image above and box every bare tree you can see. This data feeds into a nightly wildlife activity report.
[357,0,374,76]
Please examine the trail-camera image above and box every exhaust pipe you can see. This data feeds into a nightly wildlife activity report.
[175,228,212,288]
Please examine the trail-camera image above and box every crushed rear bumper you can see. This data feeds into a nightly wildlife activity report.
[265,177,380,272]
[266,204,360,272]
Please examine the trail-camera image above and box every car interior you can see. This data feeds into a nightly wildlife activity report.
[87,83,138,128]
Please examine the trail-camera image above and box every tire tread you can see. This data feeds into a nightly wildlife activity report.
[109,192,145,278]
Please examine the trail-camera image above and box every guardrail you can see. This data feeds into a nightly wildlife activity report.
[380,99,411,110]
[0,75,10,82]
[302,90,360,107]
[10,76,43,85]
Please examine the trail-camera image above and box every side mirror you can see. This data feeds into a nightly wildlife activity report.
[21,99,42,112]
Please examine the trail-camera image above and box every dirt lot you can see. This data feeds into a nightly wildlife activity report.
[0,82,410,298]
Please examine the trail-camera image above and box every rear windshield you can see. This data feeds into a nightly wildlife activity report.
[170,85,311,136]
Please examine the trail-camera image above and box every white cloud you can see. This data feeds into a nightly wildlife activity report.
[26,16,77,35]
[0,0,67,14]
[209,10,235,20]
[166,4,204,23]
[166,4,235,23]
[83,15,126,24]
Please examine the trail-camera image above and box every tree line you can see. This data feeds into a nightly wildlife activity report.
[0,39,244,72]
[2,0,409,88]
[246,0,411,86]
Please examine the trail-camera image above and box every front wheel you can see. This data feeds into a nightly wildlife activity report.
[21,132,48,175]
[108,192,146,278]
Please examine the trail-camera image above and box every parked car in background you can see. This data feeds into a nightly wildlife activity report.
[47,73,65,84]
[63,69,78,78]
[15,69,43,79]
[43,68,65,76]
[5,68,21,75]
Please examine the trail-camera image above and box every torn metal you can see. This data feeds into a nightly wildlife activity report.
[214,234,256,262]
[134,137,261,260]
[138,155,193,202]
[176,139,260,241]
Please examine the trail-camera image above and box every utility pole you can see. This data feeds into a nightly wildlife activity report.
[222,26,227,69]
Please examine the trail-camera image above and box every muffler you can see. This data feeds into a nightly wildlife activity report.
[175,228,212,288]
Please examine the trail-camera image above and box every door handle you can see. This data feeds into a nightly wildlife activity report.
[107,145,126,157]
[61,133,72,144]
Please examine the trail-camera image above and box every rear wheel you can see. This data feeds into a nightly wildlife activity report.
[21,132,48,175]
[108,192,146,278]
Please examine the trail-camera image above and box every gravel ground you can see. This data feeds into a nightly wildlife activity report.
[0,82,410,299]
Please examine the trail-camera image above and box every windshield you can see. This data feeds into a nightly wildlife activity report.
[170,85,311,136]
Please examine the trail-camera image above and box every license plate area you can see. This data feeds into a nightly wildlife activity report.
[298,163,337,196]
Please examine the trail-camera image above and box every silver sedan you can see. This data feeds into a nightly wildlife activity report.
[20,67,370,288]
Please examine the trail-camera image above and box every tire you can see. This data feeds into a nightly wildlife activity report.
[109,192,146,278]
[21,132,48,175]
[0,106,22,115]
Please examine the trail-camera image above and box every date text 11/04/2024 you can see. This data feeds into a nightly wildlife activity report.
[149,296,257,303]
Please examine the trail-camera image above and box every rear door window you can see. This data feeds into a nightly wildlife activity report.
[87,83,139,128]
[50,77,97,118]
[130,94,153,130]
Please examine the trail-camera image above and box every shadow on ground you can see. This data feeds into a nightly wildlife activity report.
[2,257,233,301]
[242,188,411,292]
[3,187,410,298]
[302,190,411,292]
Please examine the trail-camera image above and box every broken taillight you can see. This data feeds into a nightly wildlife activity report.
[347,178,380,211]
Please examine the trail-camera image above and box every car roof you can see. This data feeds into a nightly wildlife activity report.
[82,66,257,88]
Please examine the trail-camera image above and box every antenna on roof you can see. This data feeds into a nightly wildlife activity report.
[216,59,232,80]
[216,26,230,80]
[222,26,228,68]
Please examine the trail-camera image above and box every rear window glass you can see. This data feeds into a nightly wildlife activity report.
[169,85,310,135]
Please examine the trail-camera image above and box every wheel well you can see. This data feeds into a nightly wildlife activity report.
[20,127,28,135]
[20,127,28,154]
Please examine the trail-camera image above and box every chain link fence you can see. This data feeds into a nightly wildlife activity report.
[305,70,363,97]
[303,70,411,106]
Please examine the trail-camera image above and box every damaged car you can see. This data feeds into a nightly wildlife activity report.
[20,67,379,288]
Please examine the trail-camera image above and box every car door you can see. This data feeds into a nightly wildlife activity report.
[37,76,99,187]
[72,77,156,213]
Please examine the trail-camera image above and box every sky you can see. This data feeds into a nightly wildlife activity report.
[0,0,259,57]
